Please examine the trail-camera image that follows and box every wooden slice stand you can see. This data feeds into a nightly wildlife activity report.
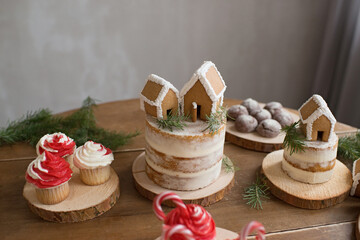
[155,227,238,240]
[23,167,120,223]
[133,152,235,207]
[262,150,352,209]
[226,110,299,152]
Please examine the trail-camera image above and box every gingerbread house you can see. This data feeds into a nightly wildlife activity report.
[180,61,226,122]
[140,74,179,119]
[298,94,336,142]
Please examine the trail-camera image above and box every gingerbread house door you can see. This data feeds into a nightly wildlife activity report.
[191,102,201,122]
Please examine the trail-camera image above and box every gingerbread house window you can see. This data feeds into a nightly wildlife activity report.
[298,95,336,142]
[180,61,226,122]
[140,74,179,120]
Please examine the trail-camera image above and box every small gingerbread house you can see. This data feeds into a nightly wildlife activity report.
[140,74,179,119]
[180,61,226,122]
[298,94,336,142]
[351,158,360,197]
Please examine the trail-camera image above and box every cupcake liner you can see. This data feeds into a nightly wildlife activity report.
[65,154,74,170]
[35,182,70,205]
[80,165,111,186]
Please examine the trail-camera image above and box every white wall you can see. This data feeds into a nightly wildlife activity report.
[0,0,330,127]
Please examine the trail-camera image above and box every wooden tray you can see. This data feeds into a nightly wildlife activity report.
[226,109,299,153]
[155,227,238,240]
[262,150,352,209]
[23,167,120,223]
[132,152,235,207]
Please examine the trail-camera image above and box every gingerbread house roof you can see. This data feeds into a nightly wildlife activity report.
[140,74,179,117]
[180,61,226,112]
[298,94,336,137]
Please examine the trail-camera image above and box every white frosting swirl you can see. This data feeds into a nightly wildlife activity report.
[73,141,114,169]
[36,132,75,155]
[27,153,48,181]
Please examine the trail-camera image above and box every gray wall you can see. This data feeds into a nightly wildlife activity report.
[0,0,331,127]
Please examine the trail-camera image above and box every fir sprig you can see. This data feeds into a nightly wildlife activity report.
[338,132,360,161]
[0,97,139,150]
[203,106,227,135]
[156,111,190,132]
[282,120,306,155]
[222,156,239,173]
[243,175,269,210]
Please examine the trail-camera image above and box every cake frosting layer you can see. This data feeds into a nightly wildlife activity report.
[146,158,222,190]
[145,143,223,173]
[74,141,114,169]
[283,133,338,164]
[145,116,225,158]
[282,158,334,184]
[36,132,76,158]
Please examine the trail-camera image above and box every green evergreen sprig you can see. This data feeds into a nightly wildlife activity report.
[282,120,306,155]
[156,111,190,132]
[0,97,139,149]
[243,175,269,210]
[203,106,227,135]
[338,132,360,161]
[222,156,239,173]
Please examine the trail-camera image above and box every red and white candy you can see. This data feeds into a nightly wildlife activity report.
[153,192,266,240]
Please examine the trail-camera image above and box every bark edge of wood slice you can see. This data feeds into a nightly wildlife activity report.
[262,150,352,209]
[23,167,120,223]
[356,214,360,240]
[154,227,238,240]
[132,152,235,207]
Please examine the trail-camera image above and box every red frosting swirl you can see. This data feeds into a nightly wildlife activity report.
[26,151,73,188]
[164,204,216,240]
[37,133,76,158]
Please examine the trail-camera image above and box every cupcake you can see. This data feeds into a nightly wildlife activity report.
[73,141,114,185]
[36,133,76,168]
[26,151,72,205]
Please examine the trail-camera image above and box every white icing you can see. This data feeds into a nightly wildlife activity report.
[27,153,48,181]
[145,143,223,173]
[145,155,221,178]
[192,102,197,109]
[352,158,360,177]
[298,94,336,141]
[283,136,338,164]
[180,61,226,115]
[73,141,114,169]
[351,173,360,196]
[36,132,75,156]
[145,116,225,158]
[282,158,334,184]
[140,74,179,119]
[284,157,335,169]
[146,158,222,191]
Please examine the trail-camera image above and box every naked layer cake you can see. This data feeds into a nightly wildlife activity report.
[140,61,227,191]
[282,94,338,184]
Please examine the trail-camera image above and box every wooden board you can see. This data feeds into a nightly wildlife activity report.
[155,227,238,240]
[357,214,360,240]
[132,152,235,207]
[23,167,120,223]
[226,109,300,153]
[262,150,352,209]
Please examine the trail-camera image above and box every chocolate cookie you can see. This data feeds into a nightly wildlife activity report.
[256,119,281,138]
[227,105,248,120]
[241,98,261,114]
[235,115,258,133]
[273,111,294,127]
[254,109,271,123]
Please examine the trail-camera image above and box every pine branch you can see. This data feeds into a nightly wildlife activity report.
[203,106,227,135]
[282,120,306,155]
[222,156,239,173]
[243,175,269,210]
[338,132,360,161]
[156,110,189,132]
[0,97,139,150]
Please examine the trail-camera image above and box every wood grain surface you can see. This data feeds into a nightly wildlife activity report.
[0,99,359,240]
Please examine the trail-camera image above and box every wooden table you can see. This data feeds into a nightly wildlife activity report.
[1,99,359,240]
